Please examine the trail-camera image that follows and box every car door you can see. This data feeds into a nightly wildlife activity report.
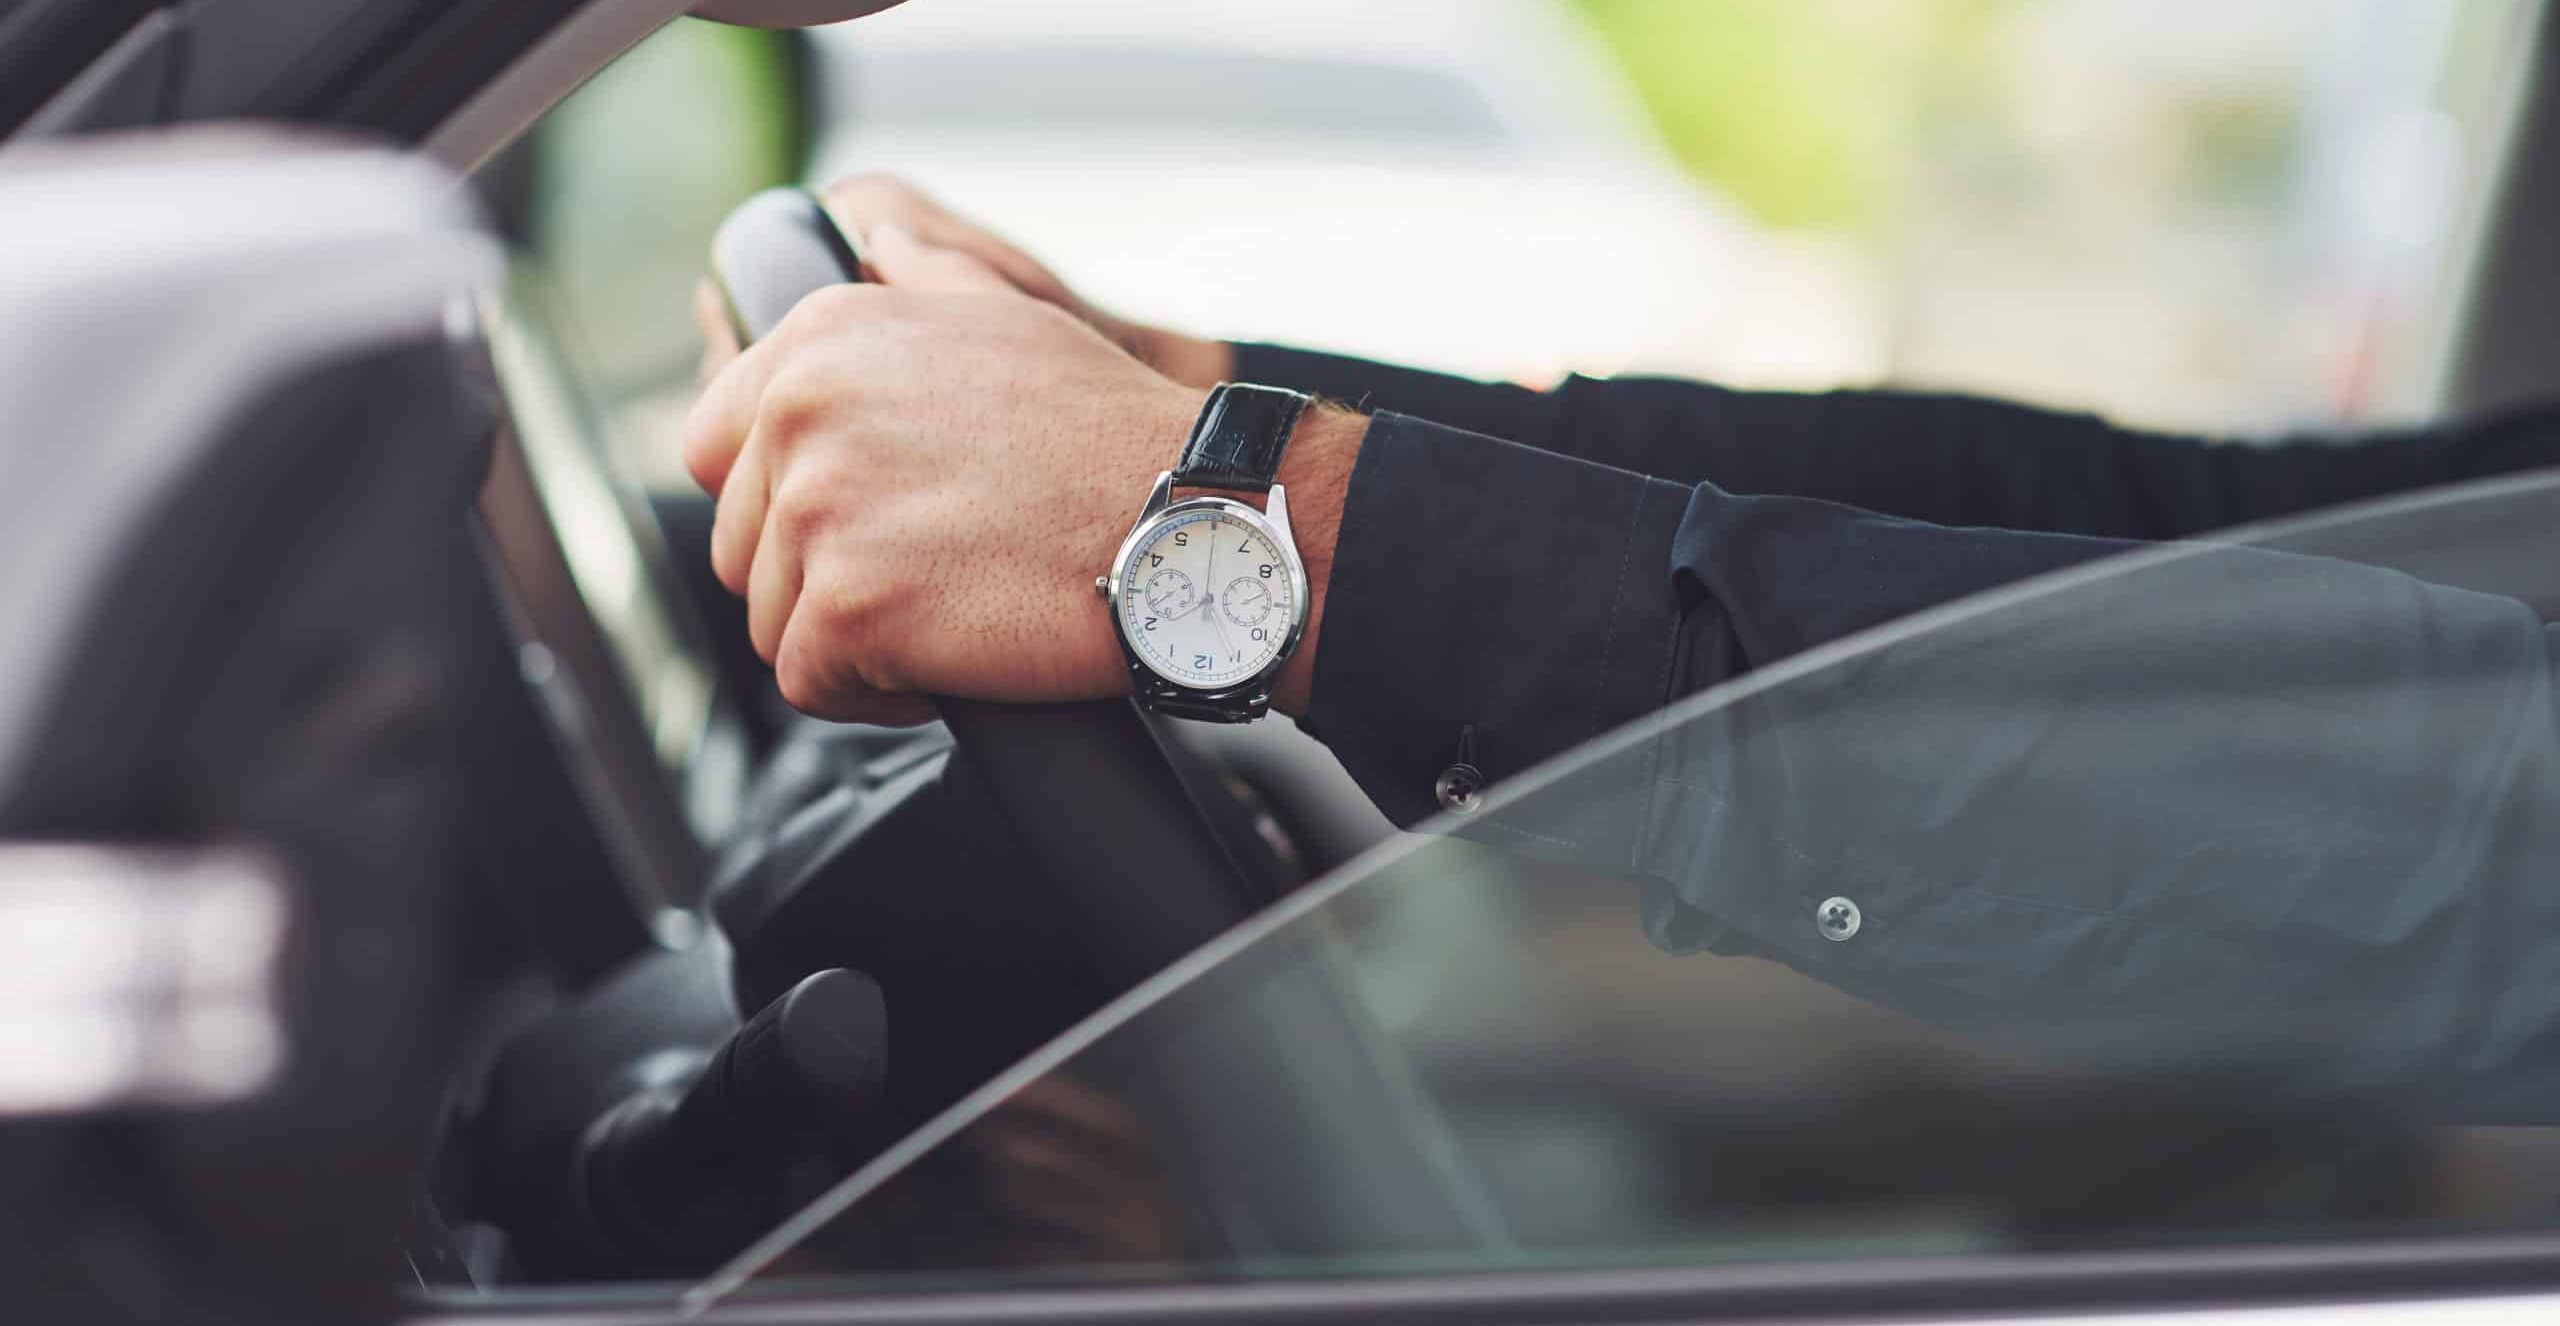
[424,446,2560,1326]
[19,2,2560,1325]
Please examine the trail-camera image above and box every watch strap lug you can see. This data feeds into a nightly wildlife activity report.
[1137,470,1174,521]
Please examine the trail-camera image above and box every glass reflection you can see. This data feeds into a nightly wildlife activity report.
[691,470,2560,1304]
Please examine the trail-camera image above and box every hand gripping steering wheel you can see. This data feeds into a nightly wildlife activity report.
[706,188,1270,989]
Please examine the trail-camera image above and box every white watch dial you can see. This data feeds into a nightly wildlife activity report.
[1117,507,1296,690]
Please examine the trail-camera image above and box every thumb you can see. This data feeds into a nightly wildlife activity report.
[864,220,1015,294]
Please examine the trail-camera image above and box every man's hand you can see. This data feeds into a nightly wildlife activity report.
[682,224,1358,725]
[817,173,1234,389]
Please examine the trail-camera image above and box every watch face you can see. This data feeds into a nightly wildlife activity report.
[1115,503,1299,691]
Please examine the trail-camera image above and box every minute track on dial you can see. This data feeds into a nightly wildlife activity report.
[1104,391,1311,724]
[1112,505,1293,690]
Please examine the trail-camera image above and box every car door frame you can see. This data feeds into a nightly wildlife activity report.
[412,1234,2560,1326]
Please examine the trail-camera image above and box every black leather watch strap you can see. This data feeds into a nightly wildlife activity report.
[1145,686,1269,724]
[1171,383,1311,493]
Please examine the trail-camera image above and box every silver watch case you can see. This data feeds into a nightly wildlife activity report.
[1101,473,1310,718]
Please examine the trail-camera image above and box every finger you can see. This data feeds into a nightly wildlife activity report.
[744,491,803,664]
[824,174,1076,304]
[820,172,939,237]
[863,221,1015,296]
[773,609,938,727]
[706,428,772,596]
[681,331,791,496]
[693,279,742,384]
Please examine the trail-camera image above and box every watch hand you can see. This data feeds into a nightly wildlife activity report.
[1202,591,1236,655]
[1200,533,1220,614]
[1197,531,1237,653]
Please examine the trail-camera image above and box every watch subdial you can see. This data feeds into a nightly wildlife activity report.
[1142,569,1199,618]
[1221,577,1276,628]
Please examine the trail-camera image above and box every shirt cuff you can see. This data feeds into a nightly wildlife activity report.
[1307,411,1692,827]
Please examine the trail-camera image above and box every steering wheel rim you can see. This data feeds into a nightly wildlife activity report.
[707,187,1273,988]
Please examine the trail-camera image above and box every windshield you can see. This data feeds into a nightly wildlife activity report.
[693,467,2560,1305]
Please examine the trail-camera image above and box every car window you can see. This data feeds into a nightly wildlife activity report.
[450,0,2560,1308]
[476,18,807,852]
[802,0,2542,424]
[695,466,2560,1304]
[515,2,2547,486]
[498,16,805,489]
[836,48,1512,144]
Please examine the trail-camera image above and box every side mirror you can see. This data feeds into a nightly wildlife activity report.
[692,0,908,27]
[0,845,292,1118]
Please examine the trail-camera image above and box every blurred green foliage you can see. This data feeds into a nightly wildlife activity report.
[530,18,804,396]
[1566,0,2016,231]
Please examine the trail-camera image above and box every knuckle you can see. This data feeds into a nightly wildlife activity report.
[756,375,835,451]
[783,287,847,337]
[770,283,868,343]
[768,484,833,546]
[806,281,872,320]
[809,586,905,693]
[773,651,831,715]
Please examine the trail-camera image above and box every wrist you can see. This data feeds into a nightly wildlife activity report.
[1099,387,1361,718]
[1268,403,1364,717]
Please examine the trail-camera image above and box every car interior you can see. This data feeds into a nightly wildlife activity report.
[13,3,2560,1325]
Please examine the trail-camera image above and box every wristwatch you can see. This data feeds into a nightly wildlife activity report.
[1096,383,1314,723]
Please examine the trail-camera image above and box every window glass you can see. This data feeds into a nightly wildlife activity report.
[511,2,2549,481]
[476,18,805,835]
[447,0,2560,1308]
[812,0,2543,428]
[701,468,2560,1302]
[505,17,803,487]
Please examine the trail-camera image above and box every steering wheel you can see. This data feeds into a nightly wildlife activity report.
[705,188,1269,991]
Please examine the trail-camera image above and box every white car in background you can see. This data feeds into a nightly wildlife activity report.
[806,0,1879,389]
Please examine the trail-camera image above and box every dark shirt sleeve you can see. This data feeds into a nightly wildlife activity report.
[1306,409,2129,824]
[1305,413,1693,825]
[1235,341,2560,540]
[1309,400,2560,825]
[1311,406,2560,1120]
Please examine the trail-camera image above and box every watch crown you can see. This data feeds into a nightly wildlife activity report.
[1093,575,1111,600]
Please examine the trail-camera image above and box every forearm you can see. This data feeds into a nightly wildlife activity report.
[1232,341,2560,540]
[1283,411,1693,823]
[1636,521,2560,1121]
[1306,413,2560,1115]
[1225,369,2560,1122]
[1557,378,2560,539]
